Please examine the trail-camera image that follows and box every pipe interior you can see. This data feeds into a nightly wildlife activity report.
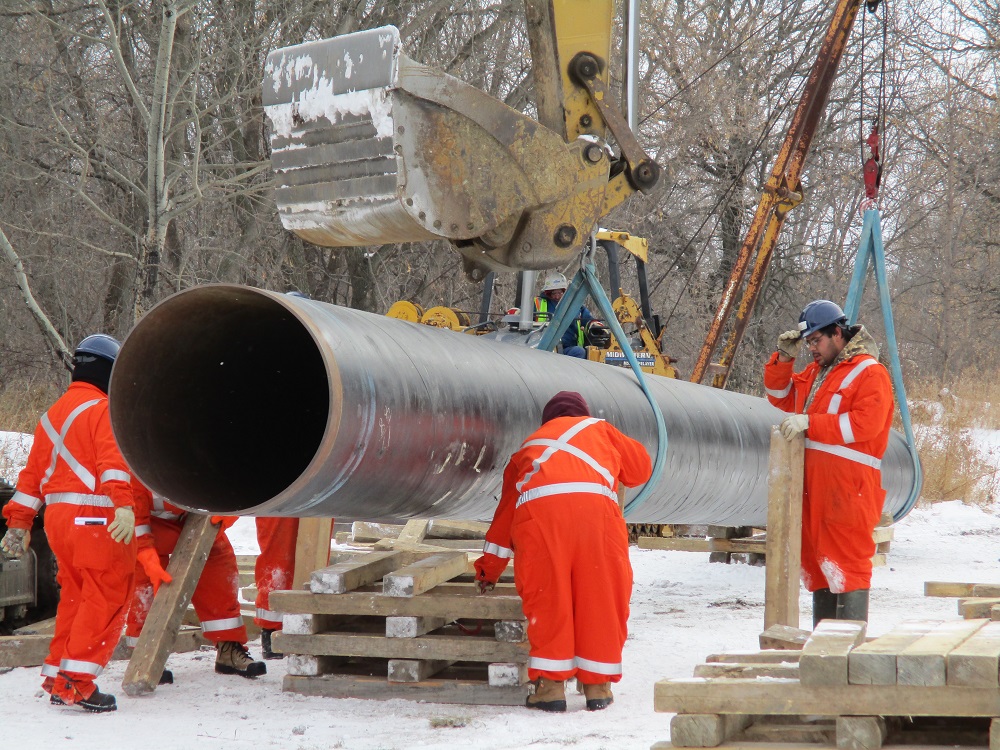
[110,288,329,513]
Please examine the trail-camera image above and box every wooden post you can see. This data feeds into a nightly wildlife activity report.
[764,428,804,629]
[122,513,218,695]
[292,518,334,589]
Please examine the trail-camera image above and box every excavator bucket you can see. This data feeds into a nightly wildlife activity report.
[263,26,611,276]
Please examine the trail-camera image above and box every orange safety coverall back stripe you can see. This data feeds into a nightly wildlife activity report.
[2,382,136,700]
[126,483,247,645]
[764,345,893,593]
[478,416,651,684]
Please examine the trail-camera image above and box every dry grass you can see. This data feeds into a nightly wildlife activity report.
[0,379,61,434]
[903,372,1000,507]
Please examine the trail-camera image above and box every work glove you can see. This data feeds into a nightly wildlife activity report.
[474,555,506,595]
[0,527,30,559]
[108,506,136,544]
[779,414,810,441]
[776,329,802,359]
[137,547,173,593]
[211,515,238,531]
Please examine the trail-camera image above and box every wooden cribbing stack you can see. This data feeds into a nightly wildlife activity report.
[270,546,530,705]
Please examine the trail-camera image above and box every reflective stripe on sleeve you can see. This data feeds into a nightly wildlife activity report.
[529,656,575,672]
[201,616,244,633]
[9,491,42,512]
[839,357,878,390]
[256,608,283,623]
[135,524,152,537]
[517,482,618,508]
[100,469,131,484]
[839,413,856,443]
[765,383,792,399]
[46,492,115,508]
[805,440,881,469]
[483,542,513,559]
[827,394,842,414]
[59,658,103,677]
[575,655,623,676]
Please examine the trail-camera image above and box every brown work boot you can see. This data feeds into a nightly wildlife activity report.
[582,682,614,711]
[215,641,267,678]
[525,677,566,712]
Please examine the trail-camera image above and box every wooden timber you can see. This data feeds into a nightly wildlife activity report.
[292,517,333,590]
[764,429,803,629]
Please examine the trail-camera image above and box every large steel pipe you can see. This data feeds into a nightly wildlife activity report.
[109,285,917,525]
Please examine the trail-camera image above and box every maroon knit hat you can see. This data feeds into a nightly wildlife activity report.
[542,391,591,423]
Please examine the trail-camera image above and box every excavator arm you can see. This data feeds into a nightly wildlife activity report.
[262,2,659,280]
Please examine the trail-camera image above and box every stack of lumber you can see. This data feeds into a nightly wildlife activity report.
[925,581,1000,621]
[270,547,529,705]
[337,518,489,552]
[653,618,1000,749]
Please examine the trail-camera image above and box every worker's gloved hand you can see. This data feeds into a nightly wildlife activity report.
[776,330,802,359]
[137,547,173,593]
[473,555,506,595]
[108,506,136,544]
[0,527,30,559]
[211,515,238,530]
[779,414,810,441]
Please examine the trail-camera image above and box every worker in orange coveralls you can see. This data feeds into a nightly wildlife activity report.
[474,391,652,713]
[0,335,135,712]
[126,492,266,679]
[764,299,893,627]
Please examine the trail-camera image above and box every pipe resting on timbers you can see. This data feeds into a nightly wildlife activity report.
[108,285,917,526]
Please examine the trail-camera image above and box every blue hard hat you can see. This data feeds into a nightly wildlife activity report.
[74,333,121,363]
[798,300,847,338]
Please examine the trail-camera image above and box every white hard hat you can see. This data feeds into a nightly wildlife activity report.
[541,272,568,292]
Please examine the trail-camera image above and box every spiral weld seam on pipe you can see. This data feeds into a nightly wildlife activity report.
[108,284,917,526]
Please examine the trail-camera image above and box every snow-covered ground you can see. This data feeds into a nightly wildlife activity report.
[3,434,1000,748]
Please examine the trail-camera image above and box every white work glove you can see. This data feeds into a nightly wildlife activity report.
[779,414,810,441]
[776,330,802,359]
[108,506,136,544]
[0,527,30,558]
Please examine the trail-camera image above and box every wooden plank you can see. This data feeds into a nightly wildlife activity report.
[488,662,527,687]
[759,624,809,650]
[961,597,1000,619]
[351,521,404,542]
[309,551,403,594]
[849,620,937,685]
[742,720,834,744]
[654,677,1000,716]
[395,519,429,545]
[896,619,988,686]
[426,520,489,540]
[387,658,454,682]
[991,717,1000,750]
[122,513,217,696]
[947,620,1000,687]
[925,581,979,597]
[693,663,799,680]
[836,716,886,750]
[670,714,752,748]
[273,631,528,663]
[373,539,456,553]
[385,616,445,638]
[494,620,527,643]
[12,617,56,635]
[286,654,348,676]
[871,526,893,544]
[283,672,530,705]
[705,651,801,665]
[292,517,333,589]
[800,620,867,686]
[764,428,803,629]
[637,537,711,552]
[271,586,524,620]
[973,584,1000,597]
[383,552,469,597]
[0,633,51,668]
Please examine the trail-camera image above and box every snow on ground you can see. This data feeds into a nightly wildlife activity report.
[4,502,1000,749]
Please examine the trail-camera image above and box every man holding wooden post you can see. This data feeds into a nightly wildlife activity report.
[764,299,893,627]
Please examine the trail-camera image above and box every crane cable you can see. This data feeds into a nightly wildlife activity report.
[859,0,889,205]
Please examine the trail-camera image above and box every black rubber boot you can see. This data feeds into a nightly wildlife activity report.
[261,629,283,660]
[836,589,870,623]
[812,588,838,628]
[78,688,117,713]
[159,669,174,685]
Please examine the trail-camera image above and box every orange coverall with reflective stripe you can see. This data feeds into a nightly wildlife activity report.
[254,517,298,630]
[2,382,136,700]
[477,416,652,685]
[127,483,247,645]
[764,351,893,593]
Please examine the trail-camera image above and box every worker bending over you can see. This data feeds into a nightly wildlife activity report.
[533,272,594,358]
[764,299,893,626]
[1,335,136,712]
[475,391,651,712]
[126,495,266,678]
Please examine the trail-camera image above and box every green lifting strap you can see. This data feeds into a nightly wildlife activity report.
[843,207,922,520]
[536,261,668,516]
